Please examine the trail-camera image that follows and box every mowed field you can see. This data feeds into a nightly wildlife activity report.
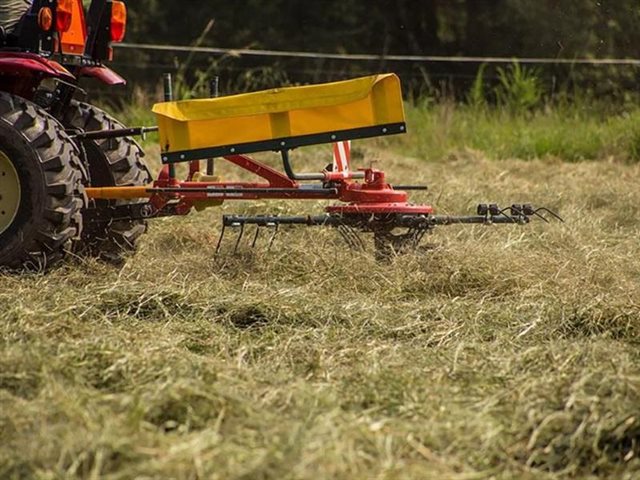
[2,124,640,479]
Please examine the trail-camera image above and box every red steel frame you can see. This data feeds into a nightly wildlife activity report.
[87,152,434,217]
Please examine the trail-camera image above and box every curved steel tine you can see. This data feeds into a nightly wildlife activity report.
[215,223,226,255]
[336,225,350,248]
[339,224,364,250]
[506,206,532,224]
[498,207,517,222]
[412,228,429,249]
[251,225,261,248]
[416,227,429,245]
[349,225,366,250]
[233,224,245,253]
[337,224,358,250]
[267,223,279,250]
[531,211,550,223]
[509,205,527,217]
[409,228,426,250]
[402,227,417,250]
[383,229,410,254]
[510,205,524,216]
[347,225,366,251]
[412,229,426,247]
[535,207,565,223]
[337,224,350,248]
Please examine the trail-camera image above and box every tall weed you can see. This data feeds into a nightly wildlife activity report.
[495,62,543,112]
[468,63,488,110]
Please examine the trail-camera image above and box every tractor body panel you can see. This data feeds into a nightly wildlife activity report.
[60,0,88,55]
[0,52,75,99]
[78,65,126,85]
[0,52,74,78]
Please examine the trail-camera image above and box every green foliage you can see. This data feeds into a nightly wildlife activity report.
[119,0,640,101]
[234,64,291,93]
[467,64,488,110]
[172,20,218,100]
[494,62,543,112]
[398,100,640,162]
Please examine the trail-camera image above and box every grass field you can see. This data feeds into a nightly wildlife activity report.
[2,104,640,479]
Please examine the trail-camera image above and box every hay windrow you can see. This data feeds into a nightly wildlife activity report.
[1,148,639,479]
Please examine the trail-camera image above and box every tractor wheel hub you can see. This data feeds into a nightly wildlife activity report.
[0,151,21,235]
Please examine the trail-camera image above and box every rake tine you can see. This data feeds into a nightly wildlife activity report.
[348,224,366,250]
[389,225,431,253]
[531,211,550,223]
[339,224,364,250]
[409,228,425,249]
[509,205,531,223]
[373,230,397,259]
[233,224,245,253]
[498,207,518,223]
[336,225,355,249]
[399,227,415,251]
[267,223,279,250]
[404,228,423,251]
[215,223,226,255]
[535,207,565,223]
[338,224,360,250]
[415,227,430,246]
[251,225,261,248]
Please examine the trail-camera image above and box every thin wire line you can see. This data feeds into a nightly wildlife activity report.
[116,42,640,66]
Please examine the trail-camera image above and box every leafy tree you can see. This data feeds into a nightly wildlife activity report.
[119,0,640,99]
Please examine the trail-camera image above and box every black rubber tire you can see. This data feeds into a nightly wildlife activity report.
[61,101,152,261]
[0,93,85,270]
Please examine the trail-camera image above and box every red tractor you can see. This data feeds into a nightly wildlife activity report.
[0,0,150,269]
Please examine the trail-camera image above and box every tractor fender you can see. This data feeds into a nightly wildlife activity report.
[0,52,76,100]
[78,66,126,86]
[0,52,75,80]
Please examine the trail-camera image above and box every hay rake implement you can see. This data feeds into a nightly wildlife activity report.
[83,73,561,258]
[220,204,563,255]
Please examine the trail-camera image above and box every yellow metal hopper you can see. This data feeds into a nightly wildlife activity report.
[153,74,406,163]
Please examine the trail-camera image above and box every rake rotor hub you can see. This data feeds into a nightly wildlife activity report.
[334,168,411,205]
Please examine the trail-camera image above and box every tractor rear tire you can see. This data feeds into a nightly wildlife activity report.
[0,93,85,270]
[62,101,152,263]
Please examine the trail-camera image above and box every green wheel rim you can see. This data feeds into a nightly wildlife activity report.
[0,150,21,235]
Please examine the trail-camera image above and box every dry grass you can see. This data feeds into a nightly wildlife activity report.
[1,140,640,479]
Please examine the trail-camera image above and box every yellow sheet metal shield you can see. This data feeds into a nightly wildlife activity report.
[153,74,405,155]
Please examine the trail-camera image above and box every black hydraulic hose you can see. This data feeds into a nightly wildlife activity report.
[281,150,325,181]
[280,149,366,181]
[70,126,159,141]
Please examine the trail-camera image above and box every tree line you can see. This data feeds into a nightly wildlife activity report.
[115,0,640,101]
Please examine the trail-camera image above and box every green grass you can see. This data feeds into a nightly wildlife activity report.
[2,131,640,478]
[396,101,640,162]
